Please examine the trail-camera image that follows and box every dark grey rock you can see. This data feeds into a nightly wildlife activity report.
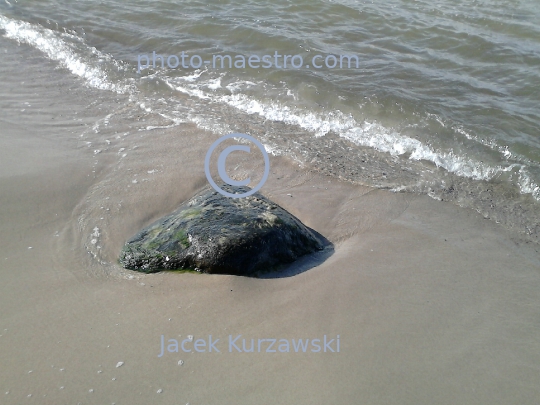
[119,184,327,276]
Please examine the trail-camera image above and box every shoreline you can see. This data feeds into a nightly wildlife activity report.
[1,32,539,404]
[1,116,539,403]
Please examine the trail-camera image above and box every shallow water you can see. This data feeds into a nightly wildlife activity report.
[1,0,540,241]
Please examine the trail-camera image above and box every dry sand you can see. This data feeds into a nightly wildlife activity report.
[1,109,540,405]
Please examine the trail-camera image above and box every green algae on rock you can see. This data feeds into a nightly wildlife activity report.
[119,184,326,276]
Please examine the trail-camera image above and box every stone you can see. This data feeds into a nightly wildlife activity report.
[119,184,327,276]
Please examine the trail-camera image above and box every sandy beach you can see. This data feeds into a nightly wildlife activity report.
[2,2,540,403]
[1,106,540,404]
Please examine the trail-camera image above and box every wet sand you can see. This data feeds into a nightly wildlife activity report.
[1,110,540,405]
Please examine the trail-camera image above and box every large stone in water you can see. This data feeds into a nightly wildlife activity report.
[119,184,326,276]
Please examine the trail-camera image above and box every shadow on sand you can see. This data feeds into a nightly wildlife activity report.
[253,228,334,279]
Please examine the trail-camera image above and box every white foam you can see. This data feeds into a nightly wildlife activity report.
[264,143,283,156]
[0,15,132,93]
[177,70,205,82]
[172,78,517,186]
[207,77,222,90]
[517,167,540,200]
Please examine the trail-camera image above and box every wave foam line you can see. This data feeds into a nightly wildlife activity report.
[0,14,133,94]
[170,76,527,185]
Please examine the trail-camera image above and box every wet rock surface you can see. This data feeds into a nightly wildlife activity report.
[119,184,327,276]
